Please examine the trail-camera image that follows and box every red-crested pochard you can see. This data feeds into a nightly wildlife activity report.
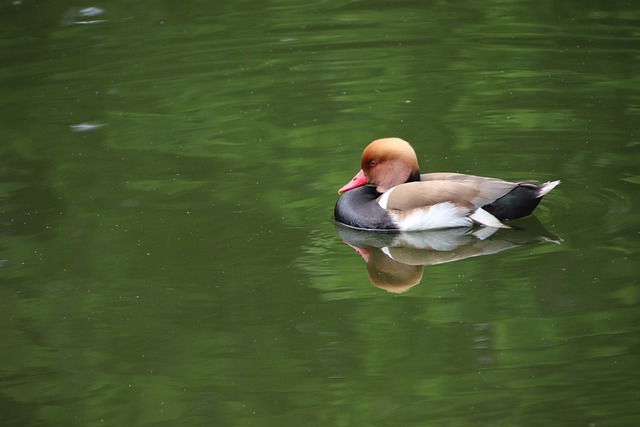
[334,138,559,231]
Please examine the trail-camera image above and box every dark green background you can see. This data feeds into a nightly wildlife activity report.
[1,1,638,426]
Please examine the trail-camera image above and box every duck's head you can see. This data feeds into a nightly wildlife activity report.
[338,138,421,194]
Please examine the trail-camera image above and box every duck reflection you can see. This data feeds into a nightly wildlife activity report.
[336,219,559,293]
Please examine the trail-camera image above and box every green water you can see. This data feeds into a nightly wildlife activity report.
[1,1,639,426]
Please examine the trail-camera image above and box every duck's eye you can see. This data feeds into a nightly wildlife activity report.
[369,160,377,167]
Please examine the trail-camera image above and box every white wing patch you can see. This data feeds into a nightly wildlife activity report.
[377,187,394,209]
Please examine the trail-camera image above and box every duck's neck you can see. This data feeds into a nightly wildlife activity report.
[408,169,421,183]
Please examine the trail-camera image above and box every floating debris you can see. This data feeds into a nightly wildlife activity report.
[77,7,104,17]
[62,6,107,26]
[70,122,104,132]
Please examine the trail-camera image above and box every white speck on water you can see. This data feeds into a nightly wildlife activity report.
[70,122,104,132]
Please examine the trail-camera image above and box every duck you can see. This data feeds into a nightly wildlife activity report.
[334,138,559,231]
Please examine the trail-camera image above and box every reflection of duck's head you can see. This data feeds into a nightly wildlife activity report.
[335,220,560,293]
[366,250,423,294]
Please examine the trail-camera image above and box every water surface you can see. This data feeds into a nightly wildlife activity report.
[1,1,639,426]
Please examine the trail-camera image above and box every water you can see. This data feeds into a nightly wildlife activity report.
[1,1,639,426]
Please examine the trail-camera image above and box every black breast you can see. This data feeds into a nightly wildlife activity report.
[334,186,398,231]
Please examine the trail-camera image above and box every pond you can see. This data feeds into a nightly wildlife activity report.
[1,1,639,426]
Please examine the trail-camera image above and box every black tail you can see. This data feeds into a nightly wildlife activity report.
[483,181,559,221]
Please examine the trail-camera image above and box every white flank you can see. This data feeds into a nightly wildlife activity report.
[469,207,510,229]
[395,202,473,231]
[537,180,560,197]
